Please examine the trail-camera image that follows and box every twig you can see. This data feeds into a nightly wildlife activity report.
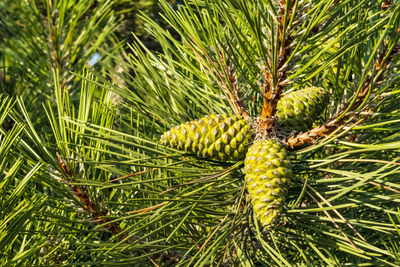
[105,168,158,184]
[160,162,242,194]
[223,179,249,262]
[217,44,249,119]
[305,189,359,250]
[337,158,400,167]
[127,202,168,215]
[351,176,400,195]
[307,185,366,242]
[45,3,68,92]
[381,0,393,10]
[199,213,230,252]
[286,115,366,149]
[57,153,124,236]
[185,37,249,118]
[286,43,399,148]
[148,256,160,267]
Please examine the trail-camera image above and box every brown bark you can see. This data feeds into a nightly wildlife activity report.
[259,1,296,134]
[57,154,124,236]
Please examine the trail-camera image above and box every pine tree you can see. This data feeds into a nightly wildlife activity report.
[1,0,400,266]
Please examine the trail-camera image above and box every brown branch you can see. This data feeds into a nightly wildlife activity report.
[286,115,366,149]
[58,154,184,264]
[259,1,296,135]
[57,153,124,236]
[381,0,393,10]
[285,43,399,148]
[286,123,340,149]
[42,1,69,92]
[218,45,249,119]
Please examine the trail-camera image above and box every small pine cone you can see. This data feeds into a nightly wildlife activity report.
[244,139,293,227]
[277,87,329,132]
[160,114,254,161]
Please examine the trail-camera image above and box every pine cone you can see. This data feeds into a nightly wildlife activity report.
[161,114,254,161]
[277,87,329,132]
[244,139,292,227]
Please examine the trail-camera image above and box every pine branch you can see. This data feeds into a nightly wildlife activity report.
[4,1,397,265]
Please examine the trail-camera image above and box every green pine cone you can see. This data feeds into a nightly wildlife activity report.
[244,139,292,227]
[277,87,329,132]
[161,114,254,161]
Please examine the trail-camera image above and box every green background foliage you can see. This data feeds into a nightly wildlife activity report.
[1,0,400,265]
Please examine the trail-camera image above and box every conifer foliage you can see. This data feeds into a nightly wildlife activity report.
[1,0,400,265]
